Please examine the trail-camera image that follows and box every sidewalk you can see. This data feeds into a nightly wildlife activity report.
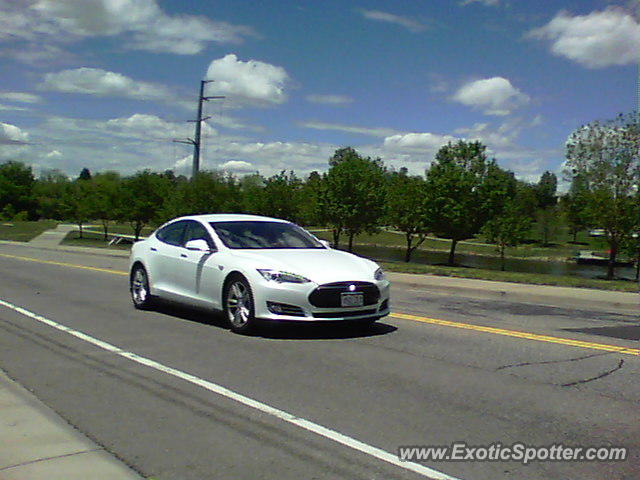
[0,370,144,480]
[27,224,78,249]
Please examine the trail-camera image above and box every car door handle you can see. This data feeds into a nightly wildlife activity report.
[150,247,157,252]
[180,253,187,258]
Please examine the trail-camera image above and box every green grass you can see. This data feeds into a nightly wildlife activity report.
[0,220,58,242]
[60,230,133,250]
[83,222,156,238]
[312,227,610,261]
[380,261,639,292]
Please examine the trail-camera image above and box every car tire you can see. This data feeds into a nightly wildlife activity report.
[130,265,155,310]
[224,275,257,335]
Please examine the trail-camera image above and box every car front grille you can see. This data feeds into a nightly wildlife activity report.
[308,281,380,308]
[312,309,377,318]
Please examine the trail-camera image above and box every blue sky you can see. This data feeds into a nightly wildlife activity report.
[0,0,638,181]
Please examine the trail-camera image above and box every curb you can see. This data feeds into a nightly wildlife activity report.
[0,369,144,480]
[388,272,639,315]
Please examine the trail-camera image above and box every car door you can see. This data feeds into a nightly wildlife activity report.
[175,220,224,309]
[150,220,189,299]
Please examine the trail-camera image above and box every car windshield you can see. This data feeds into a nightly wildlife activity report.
[210,221,324,249]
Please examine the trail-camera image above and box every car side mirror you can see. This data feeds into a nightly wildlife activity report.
[185,239,213,252]
[319,239,331,248]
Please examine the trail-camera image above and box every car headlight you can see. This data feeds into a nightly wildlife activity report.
[257,269,311,283]
[374,267,386,281]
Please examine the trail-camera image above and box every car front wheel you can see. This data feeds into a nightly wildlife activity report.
[224,275,256,334]
[130,265,154,310]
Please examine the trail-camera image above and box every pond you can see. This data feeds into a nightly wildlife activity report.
[352,244,638,281]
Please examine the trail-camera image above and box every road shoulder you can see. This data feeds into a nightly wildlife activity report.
[0,369,144,480]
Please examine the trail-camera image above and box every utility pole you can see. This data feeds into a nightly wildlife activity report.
[173,80,224,179]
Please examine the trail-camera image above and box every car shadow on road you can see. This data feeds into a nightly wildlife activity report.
[150,301,397,340]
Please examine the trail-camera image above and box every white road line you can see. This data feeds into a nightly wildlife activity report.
[0,298,461,480]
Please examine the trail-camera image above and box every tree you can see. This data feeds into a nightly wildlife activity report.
[535,206,561,246]
[318,148,386,251]
[258,171,303,222]
[90,172,123,240]
[482,200,531,271]
[565,112,640,280]
[34,169,70,220]
[426,140,515,265]
[535,171,558,208]
[78,167,92,181]
[560,174,590,243]
[62,180,92,238]
[386,171,430,262]
[122,171,170,240]
[0,161,36,219]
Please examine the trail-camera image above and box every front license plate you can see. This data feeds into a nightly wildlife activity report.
[341,293,364,307]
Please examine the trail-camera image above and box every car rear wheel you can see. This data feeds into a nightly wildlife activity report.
[130,265,154,310]
[224,276,256,334]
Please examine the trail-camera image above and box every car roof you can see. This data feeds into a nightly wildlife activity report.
[172,214,290,224]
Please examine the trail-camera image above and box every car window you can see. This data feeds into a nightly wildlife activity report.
[184,221,215,249]
[156,221,187,246]
[209,221,323,249]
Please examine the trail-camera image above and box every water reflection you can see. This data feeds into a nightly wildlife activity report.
[352,245,637,281]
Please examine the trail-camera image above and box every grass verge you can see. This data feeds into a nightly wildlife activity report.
[0,220,58,242]
[60,230,132,250]
[380,261,639,293]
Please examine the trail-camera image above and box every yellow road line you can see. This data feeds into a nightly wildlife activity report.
[391,312,640,356]
[0,253,128,276]
[2,251,638,356]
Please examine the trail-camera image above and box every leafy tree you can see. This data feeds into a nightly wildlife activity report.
[426,140,515,265]
[62,180,93,238]
[565,112,640,279]
[535,171,558,208]
[78,167,92,181]
[560,173,590,243]
[0,161,36,219]
[34,169,70,220]
[318,148,386,251]
[535,206,561,246]
[482,200,532,271]
[386,171,430,262]
[122,171,171,240]
[259,171,303,222]
[90,172,123,240]
[162,170,240,221]
[513,180,538,219]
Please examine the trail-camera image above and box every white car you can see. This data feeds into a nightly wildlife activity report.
[129,214,390,333]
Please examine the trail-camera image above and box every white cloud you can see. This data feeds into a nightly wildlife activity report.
[460,0,500,7]
[45,149,62,158]
[205,54,289,107]
[40,68,180,105]
[360,10,427,33]
[383,132,456,152]
[104,113,216,140]
[301,121,401,138]
[452,77,530,116]
[527,8,640,69]
[0,103,29,112]
[306,94,354,105]
[0,122,30,144]
[218,160,254,172]
[0,92,41,103]
[27,0,255,55]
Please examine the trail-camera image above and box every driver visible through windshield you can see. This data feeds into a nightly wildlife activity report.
[210,221,324,249]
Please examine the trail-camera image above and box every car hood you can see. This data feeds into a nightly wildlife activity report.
[229,248,377,284]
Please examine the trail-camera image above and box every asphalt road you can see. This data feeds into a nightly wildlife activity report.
[0,243,638,480]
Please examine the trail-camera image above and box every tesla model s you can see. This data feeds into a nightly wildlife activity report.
[129,214,390,334]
